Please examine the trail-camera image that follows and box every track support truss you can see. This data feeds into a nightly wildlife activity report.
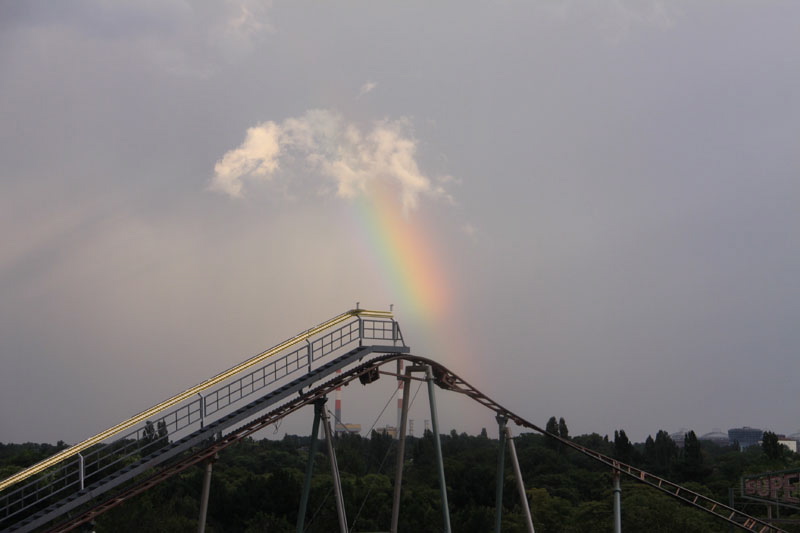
[22,355,787,533]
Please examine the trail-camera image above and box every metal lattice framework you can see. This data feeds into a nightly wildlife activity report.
[0,309,407,532]
[427,361,785,533]
[29,356,788,533]
[0,313,787,533]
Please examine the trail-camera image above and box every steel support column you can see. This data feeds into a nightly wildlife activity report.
[197,455,216,533]
[613,469,622,533]
[320,400,348,533]
[505,426,535,533]
[390,369,412,532]
[78,453,85,491]
[297,400,324,533]
[197,393,205,429]
[494,415,508,533]
[614,470,622,533]
[426,365,452,533]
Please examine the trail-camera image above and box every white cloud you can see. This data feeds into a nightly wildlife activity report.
[356,81,377,99]
[211,122,282,197]
[211,109,450,212]
[226,1,269,37]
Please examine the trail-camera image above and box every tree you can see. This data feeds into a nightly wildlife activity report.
[545,416,559,450]
[762,431,782,460]
[653,430,678,475]
[682,431,701,466]
[12,423,799,533]
[644,435,656,466]
[558,418,569,440]
[613,430,632,464]
[677,431,708,482]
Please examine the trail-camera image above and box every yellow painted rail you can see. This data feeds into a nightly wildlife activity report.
[0,309,393,493]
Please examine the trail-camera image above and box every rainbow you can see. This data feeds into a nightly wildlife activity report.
[352,182,451,323]
[348,180,482,380]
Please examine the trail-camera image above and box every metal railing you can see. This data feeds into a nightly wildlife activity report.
[39,354,784,533]
[0,310,402,527]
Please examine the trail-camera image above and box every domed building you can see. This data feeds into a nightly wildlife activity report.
[699,429,730,446]
[670,428,690,448]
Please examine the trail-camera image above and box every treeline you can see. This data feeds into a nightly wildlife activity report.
[2,421,800,532]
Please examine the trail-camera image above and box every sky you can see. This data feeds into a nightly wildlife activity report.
[1,1,799,446]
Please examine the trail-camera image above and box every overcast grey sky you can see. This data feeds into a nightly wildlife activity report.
[1,1,798,445]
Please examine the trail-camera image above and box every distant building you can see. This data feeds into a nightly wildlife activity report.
[376,425,398,439]
[699,429,730,447]
[335,423,362,434]
[778,438,798,453]
[728,427,763,449]
[670,429,690,448]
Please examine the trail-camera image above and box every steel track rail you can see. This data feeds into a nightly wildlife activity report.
[7,344,407,532]
[425,359,785,533]
[44,355,783,533]
[45,357,392,533]
[0,309,392,494]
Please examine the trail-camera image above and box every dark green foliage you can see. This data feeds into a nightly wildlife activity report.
[651,430,679,475]
[544,415,569,454]
[614,430,633,463]
[0,441,70,476]
[762,431,783,461]
[676,430,710,482]
[545,416,560,451]
[644,434,656,465]
[683,431,702,466]
[545,416,559,435]
[3,427,800,532]
[558,418,569,440]
[622,484,720,532]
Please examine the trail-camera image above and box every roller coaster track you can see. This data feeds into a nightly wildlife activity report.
[34,355,784,533]
[1,309,407,532]
[0,309,392,495]
[0,309,784,532]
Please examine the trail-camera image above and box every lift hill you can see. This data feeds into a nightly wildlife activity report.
[0,309,785,532]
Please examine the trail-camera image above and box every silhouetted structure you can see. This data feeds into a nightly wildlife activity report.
[728,427,763,449]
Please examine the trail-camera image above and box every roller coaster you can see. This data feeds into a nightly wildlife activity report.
[0,309,786,532]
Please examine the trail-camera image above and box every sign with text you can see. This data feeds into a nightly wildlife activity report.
[742,469,800,504]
